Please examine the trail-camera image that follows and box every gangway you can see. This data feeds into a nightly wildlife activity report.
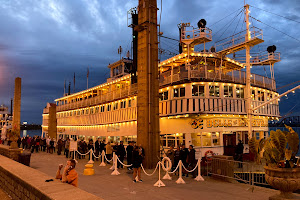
[215,27,264,55]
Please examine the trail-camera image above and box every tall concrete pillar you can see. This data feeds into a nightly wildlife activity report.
[136,0,160,168]
[11,77,21,148]
[48,103,57,139]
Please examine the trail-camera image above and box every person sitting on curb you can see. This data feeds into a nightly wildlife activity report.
[55,159,78,187]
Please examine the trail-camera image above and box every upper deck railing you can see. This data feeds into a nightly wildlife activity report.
[159,67,276,91]
[215,27,263,53]
[56,84,138,112]
[234,52,280,65]
[181,27,212,42]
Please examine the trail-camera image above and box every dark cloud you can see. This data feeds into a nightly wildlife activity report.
[0,0,299,124]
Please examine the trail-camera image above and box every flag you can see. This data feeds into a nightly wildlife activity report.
[87,67,89,78]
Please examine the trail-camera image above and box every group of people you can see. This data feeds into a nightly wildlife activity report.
[15,136,57,154]
[9,135,200,185]
[166,144,197,178]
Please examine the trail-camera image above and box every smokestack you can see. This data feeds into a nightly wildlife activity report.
[179,27,183,54]
[68,82,71,95]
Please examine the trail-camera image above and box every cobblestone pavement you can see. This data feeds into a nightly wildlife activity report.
[29,151,298,200]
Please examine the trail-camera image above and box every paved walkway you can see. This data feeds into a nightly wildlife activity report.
[29,151,295,200]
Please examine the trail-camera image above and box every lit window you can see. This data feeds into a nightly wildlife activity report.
[159,91,169,101]
[173,87,185,98]
[236,87,244,98]
[224,86,233,97]
[107,104,111,111]
[209,86,219,97]
[192,85,205,97]
[128,100,132,108]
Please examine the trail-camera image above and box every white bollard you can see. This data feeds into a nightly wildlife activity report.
[176,160,185,184]
[99,150,106,166]
[154,162,165,187]
[88,149,94,164]
[111,153,120,175]
[73,150,78,163]
[110,152,115,170]
[195,159,204,181]
[162,159,172,180]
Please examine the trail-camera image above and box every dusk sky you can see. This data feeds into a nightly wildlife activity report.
[0,0,299,124]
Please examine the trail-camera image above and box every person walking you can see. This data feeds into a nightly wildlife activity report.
[132,145,143,183]
[126,141,134,170]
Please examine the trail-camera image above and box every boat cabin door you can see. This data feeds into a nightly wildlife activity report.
[223,132,236,156]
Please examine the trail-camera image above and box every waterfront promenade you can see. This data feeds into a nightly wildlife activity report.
[28,151,294,200]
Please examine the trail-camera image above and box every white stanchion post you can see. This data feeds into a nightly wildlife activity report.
[88,149,94,164]
[195,159,204,181]
[176,160,185,184]
[73,150,77,163]
[154,162,165,187]
[111,153,120,175]
[162,159,172,180]
[99,150,106,166]
[110,152,115,170]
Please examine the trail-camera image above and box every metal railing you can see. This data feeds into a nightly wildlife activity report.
[181,27,212,41]
[205,157,269,187]
[234,52,281,64]
[215,27,263,52]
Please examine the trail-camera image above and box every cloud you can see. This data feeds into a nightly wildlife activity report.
[0,0,299,123]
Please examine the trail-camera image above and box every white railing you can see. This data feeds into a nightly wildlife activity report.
[56,84,137,112]
[215,27,263,52]
[160,68,276,91]
[159,97,279,117]
[234,52,281,64]
[181,27,212,41]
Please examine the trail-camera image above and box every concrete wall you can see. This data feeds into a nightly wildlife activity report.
[0,155,102,200]
[0,144,22,161]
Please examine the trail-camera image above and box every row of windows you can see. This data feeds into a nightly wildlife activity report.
[159,85,276,101]
[159,85,245,100]
[57,99,134,118]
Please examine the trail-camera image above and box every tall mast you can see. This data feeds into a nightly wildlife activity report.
[245,4,252,139]
[136,0,160,168]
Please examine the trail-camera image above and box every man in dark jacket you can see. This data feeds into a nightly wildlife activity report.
[126,142,134,170]
[117,141,126,169]
[95,138,101,161]
[180,144,189,177]
[187,145,197,178]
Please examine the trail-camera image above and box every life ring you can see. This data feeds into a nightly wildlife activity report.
[205,150,214,161]
[161,157,172,172]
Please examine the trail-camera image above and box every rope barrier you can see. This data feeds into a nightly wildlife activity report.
[141,162,160,176]
[168,161,180,174]
[116,156,133,167]
[181,161,199,173]
[76,149,91,156]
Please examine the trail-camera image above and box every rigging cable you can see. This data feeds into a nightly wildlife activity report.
[210,7,244,27]
[250,16,300,43]
[250,5,300,24]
